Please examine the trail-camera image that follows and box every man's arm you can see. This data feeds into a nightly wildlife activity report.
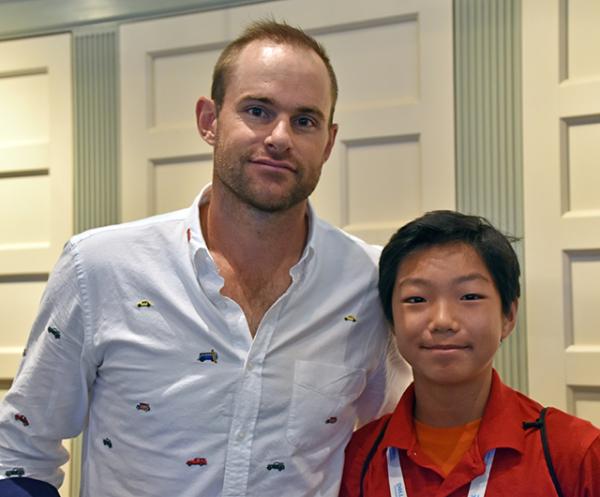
[0,242,94,490]
[355,333,411,427]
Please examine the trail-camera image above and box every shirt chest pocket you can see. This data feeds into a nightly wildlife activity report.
[285,360,367,451]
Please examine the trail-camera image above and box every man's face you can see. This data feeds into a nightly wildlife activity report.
[209,40,337,212]
[391,242,517,389]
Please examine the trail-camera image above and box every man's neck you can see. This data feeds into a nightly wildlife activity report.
[200,192,309,270]
[199,188,309,337]
[412,369,493,428]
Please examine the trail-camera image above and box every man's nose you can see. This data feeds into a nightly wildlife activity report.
[265,118,292,153]
[428,300,458,333]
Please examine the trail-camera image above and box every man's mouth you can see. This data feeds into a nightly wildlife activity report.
[250,158,296,172]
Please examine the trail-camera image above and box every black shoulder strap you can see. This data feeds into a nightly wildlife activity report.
[359,417,392,497]
[522,407,565,497]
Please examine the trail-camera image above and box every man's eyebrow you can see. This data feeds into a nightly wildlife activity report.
[241,95,275,106]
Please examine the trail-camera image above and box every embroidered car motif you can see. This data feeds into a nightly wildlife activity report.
[197,349,218,363]
[47,326,61,339]
[103,438,113,448]
[343,315,357,322]
[186,457,207,466]
[266,461,285,471]
[14,414,29,426]
[136,300,152,308]
[325,416,338,424]
[4,467,25,477]
[136,402,151,412]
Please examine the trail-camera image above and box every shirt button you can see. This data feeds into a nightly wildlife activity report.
[237,431,246,441]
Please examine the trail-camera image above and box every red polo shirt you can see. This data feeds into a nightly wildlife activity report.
[340,370,600,497]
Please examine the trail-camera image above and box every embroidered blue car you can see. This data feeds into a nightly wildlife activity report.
[266,462,285,471]
[198,349,218,363]
[5,467,25,477]
[47,326,61,339]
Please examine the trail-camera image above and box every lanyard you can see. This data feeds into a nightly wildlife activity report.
[386,447,496,497]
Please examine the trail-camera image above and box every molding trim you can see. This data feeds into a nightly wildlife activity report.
[0,0,271,41]
[454,0,527,392]
[73,26,120,233]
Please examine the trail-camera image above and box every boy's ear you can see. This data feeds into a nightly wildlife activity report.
[196,97,217,145]
[501,300,519,341]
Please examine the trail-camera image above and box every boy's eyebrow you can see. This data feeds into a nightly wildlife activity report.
[239,95,326,121]
[397,273,491,289]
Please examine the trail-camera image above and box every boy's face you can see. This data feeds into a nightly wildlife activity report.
[391,242,517,389]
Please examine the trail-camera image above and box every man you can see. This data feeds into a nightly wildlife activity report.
[0,20,410,497]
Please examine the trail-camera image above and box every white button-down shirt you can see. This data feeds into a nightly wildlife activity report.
[0,187,410,497]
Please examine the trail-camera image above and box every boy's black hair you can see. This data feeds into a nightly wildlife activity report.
[379,210,520,322]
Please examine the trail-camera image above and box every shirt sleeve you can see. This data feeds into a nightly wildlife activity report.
[0,241,96,489]
[355,335,411,427]
[574,435,600,497]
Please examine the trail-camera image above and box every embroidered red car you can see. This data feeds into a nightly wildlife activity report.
[186,457,207,466]
[14,414,29,426]
[136,402,151,412]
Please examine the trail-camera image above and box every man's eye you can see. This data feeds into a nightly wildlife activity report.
[296,116,316,128]
[404,296,426,304]
[247,107,266,118]
[461,293,483,301]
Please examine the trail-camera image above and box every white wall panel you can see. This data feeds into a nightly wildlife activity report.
[319,19,419,108]
[566,0,600,79]
[0,72,49,144]
[571,388,600,427]
[523,0,600,413]
[152,48,221,128]
[0,175,52,247]
[565,118,600,212]
[153,157,213,214]
[344,137,420,244]
[567,252,600,345]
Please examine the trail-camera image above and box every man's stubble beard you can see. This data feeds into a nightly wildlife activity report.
[212,137,322,214]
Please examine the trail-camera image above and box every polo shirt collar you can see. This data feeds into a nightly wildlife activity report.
[381,370,527,457]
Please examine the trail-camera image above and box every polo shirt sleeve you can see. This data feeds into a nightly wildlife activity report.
[574,435,600,497]
[0,241,95,489]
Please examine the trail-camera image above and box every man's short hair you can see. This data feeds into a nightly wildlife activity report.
[211,19,338,122]
[379,210,521,323]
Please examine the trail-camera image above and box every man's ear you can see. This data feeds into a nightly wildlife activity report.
[196,97,217,146]
[322,122,339,163]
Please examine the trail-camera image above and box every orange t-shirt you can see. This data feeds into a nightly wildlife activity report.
[414,418,481,477]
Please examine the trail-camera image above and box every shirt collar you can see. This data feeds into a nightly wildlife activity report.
[184,183,318,277]
[381,370,528,456]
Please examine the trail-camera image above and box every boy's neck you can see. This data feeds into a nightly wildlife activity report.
[412,369,493,428]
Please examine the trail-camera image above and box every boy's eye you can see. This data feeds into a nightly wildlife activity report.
[461,293,483,301]
[404,296,426,304]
